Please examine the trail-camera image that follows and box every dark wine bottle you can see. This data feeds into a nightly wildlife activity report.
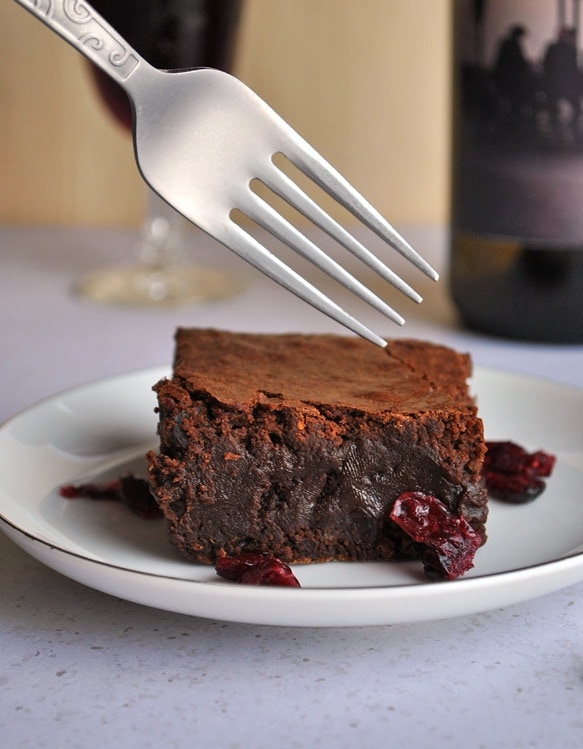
[450,0,583,343]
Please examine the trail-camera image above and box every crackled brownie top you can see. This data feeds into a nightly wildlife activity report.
[172,328,474,413]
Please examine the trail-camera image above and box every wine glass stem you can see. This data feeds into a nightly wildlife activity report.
[138,191,186,271]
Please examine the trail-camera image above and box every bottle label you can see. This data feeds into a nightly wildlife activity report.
[453,0,583,245]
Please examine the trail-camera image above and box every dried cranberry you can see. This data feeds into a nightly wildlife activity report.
[483,471,546,503]
[528,450,556,477]
[483,441,530,474]
[390,492,481,580]
[215,553,301,587]
[118,476,162,519]
[238,558,301,587]
[484,441,556,477]
[59,480,121,500]
[59,475,162,518]
[215,552,273,581]
[483,441,556,503]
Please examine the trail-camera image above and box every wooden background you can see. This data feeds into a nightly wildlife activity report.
[0,0,451,228]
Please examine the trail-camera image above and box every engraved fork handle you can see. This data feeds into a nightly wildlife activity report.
[13,0,147,91]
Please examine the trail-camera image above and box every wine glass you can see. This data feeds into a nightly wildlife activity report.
[77,0,247,306]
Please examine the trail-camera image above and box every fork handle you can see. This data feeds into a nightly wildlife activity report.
[13,0,147,89]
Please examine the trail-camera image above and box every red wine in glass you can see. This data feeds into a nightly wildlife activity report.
[90,0,243,129]
[79,0,247,305]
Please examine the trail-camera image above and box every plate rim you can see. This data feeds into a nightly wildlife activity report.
[2,513,582,627]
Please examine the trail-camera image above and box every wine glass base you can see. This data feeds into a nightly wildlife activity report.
[75,264,248,307]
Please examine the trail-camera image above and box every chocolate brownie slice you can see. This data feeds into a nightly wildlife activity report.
[147,329,487,565]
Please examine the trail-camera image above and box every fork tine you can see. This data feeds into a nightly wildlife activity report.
[275,126,439,282]
[219,221,389,347]
[238,191,406,326]
[259,163,422,303]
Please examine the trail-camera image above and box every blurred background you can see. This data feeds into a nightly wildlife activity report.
[0,0,450,229]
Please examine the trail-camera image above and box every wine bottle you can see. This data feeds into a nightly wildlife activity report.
[450,0,583,343]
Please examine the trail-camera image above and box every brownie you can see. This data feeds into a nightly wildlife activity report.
[147,329,488,565]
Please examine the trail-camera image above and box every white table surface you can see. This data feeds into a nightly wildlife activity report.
[1,224,581,749]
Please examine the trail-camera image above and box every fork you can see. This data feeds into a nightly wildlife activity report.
[14,0,438,347]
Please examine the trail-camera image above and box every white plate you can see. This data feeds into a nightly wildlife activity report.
[0,367,582,627]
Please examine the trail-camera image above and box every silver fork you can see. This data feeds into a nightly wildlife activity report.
[15,0,438,347]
